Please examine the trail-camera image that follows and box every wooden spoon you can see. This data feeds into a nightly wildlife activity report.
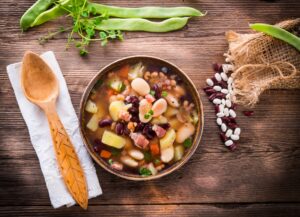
[21,51,88,209]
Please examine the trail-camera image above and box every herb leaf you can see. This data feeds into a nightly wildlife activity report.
[139,167,152,177]
[183,137,192,148]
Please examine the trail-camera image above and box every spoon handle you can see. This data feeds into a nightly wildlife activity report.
[45,105,88,209]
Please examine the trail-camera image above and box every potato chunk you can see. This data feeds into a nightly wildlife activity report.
[102,130,126,149]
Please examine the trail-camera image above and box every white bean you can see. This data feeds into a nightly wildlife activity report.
[224,108,229,117]
[139,99,152,123]
[220,72,228,81]
[226,94,231,99]
[221,123,227,132]
[231,134,240,141]
[225,129,233,137]
[225,140,233,146]
[216,118,222,126]
[120,156,139,168]
[219,104,224,113]
[228,77,233,85]
[215,73,222,82]
[206,78,214,86]
[161,146,174,163]
[152,98,167,117]
[176,122,195,143]
[234,128,241,136]
[221,89,229,94]
[213,85,222,91]
[165,93,179,108]
[128,149,144,160]
[222,99,226,105]
[229,109,236,118]
[213,99,221,105]
[217,112,224,118]
[225,99,232,108]
[131,78,150,96]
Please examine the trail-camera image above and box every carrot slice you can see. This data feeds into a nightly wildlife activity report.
[100,150,112,159]
[150,143,160,155]
[118,64,130,78]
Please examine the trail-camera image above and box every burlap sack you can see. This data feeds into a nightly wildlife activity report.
[225,18,300,107]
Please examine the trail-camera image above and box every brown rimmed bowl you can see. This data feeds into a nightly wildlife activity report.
[79,56,204,181]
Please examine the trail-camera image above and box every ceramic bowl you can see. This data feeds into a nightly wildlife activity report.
[79,56,204,181]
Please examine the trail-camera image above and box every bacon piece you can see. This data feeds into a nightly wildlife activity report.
[130,132,149,149]
[152,124,166,138]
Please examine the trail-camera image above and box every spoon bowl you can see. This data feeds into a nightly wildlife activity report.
[21,51,59,104]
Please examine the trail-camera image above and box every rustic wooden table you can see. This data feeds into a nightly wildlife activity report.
[1,0,300,216]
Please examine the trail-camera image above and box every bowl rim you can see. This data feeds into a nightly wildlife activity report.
[79,55,204,181]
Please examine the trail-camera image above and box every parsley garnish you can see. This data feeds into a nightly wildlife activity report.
[144,110,154,119]
[183,138,193,148]
[150,90,155,96]
[161,91,168,97]
[139,167,152,177]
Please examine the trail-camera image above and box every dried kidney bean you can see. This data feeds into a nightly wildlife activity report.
[99,118,113,127]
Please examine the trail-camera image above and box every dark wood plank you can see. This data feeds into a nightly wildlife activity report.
[1,150,300,205]
[1,204,300,217]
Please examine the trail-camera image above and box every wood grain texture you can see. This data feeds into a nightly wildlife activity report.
[1,0,300,216]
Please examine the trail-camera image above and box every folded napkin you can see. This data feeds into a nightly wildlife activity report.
[6,51,102,208]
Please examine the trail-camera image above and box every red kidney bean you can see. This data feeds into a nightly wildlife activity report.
[228,143,237,151]
[215,105,220,113]
[93,139,104,152]
[212,63,223,72]
[98,118,113,127]
[130,115,140,123]
[115,122,125,135]
[227,122,238,129]
[219,80,228,88]
[142,124,156,140]
[219,132,227,142]
[152,84,162,99]
[208,93,218,101]
[231,103,237,110]
[222,117,236,124]
[135,122,145,132]
[203,87,217,96]
[128,106,138,114]
[158,123,170,130]
[125,96,139,107]
[215,92,226,99]
[243,111,254,116]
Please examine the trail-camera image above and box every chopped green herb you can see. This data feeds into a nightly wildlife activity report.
[119,82,126,92]
[110,148,121,156]
[108,159,113,165]
[139,167,152,177]
[183,137,193,148]
[154,158,161,165]
[162,91,168,97]
[150,90,155,96]
[144,110,154,119]
[144,151,152,162]
[94,79,103,89]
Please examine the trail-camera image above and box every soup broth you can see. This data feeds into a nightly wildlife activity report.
[83,61,199,177]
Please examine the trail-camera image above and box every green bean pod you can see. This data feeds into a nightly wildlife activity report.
[250,23,300,51]
[31,4,67,27]
[89,3,204,18]
[20,0,56,30]
[94,17,189,32]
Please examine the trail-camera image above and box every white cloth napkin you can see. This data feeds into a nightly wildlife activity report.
[6,51,102,208]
